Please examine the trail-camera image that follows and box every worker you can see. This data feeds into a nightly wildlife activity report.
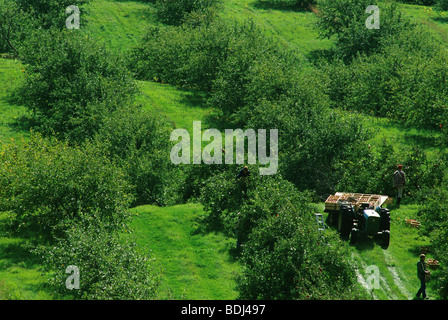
[393,164,406,208]
[235,166,250,180]
[416,254,430,299]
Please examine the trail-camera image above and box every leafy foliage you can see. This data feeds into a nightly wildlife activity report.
[255,0,316,10]
[336,140,446,198]
[34,214,160,300]
[17,29,136,144]
[0,0,35,55]
[238,209,363,299]
[154,0,220,26]
[0,0,90,55]
[320,23,448,129]
[435,0,448,10]
[95,107,183,206]
[316,0,410,61]
[199,170,363,299]
[0,133,134,237]
[14,0,90,30]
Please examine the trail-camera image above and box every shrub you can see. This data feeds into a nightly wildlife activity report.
[0,0,36,55]
[321,25,448,129]
[416,178,448,299]
[335,139,445,200]
[96,107,183,206]
[207,22,302,120]
[14,0,90,30]
[315,0,410,61]
[435,0,448,11]
[237,197,363,299]
[17,29,136,144]
[129,21,241,91]
[34,214,160,300]
[154,0,219,26]
[0,133,134,237]
[201,171,315,244]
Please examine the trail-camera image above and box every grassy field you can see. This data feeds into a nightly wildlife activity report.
[127,204,241,300]
[0,0,447,300]
[0,58,28,145]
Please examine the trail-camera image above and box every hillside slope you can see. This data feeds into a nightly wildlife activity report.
[0,0,446,300]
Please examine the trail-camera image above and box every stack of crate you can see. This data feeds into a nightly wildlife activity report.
[324,192,385,211]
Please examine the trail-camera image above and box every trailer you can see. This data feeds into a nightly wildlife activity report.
[324,192,392,249]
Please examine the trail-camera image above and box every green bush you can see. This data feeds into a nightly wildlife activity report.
[17,29,136,144]
[396,0,435,4]
[0,0,36,55]
[200,168,364,299]
[154,0,219,26]
[316,0,410,61]
[321,25,448,129]
[416,178,448,299]
[14,0,90,30]
[0,133,134,237]
[207,22,301,119]
[335,139,445,200]
[238,208,364,299]
[96,107,183,206]
[34,214,160,300]
[200,171,317,244]
[0,0,89,55]
[435,0,448,11]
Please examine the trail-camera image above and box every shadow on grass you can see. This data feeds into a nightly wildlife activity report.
[306,48,341,66]
[431,16,448,24]
[178,88,209,110]
[375,118,442,150]
[0,239,41,271]
[252,0,312,12]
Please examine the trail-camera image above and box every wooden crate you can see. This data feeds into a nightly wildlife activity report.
[325,192,389,212]
[427,259,440,269]
[405,219,421,228]
[324,194,340,211]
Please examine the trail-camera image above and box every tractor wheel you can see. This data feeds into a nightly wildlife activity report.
[338,207,353,238]
[379,208,391,231]
[350,229,359,245]
[381,230,390,249]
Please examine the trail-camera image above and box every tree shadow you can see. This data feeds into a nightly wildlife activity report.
[351,237,376,251]
[0,240,40,271]
[431,16,448,24]
[305,48,340,66]
[252,0,312,13]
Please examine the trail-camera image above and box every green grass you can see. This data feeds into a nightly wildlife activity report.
[221,0,332,66]
[0,213,55,300]
[400,4,448,47]
[136,81,214,131]
[0,58,29,144]
[81,0,156,53]
[362,115,447,160]
[127,203,241,300]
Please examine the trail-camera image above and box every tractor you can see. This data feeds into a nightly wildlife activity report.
[325,193,391,249]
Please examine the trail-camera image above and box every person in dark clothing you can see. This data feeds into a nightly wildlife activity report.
[416,254,430,299]
[235,166,250,180]
[393,164,406,208]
